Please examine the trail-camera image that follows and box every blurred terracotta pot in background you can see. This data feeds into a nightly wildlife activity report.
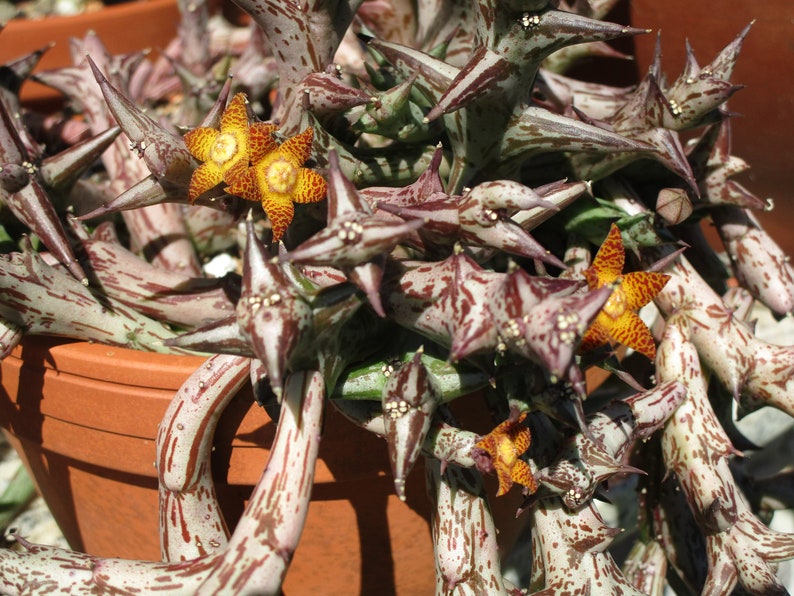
[0,0,180,107]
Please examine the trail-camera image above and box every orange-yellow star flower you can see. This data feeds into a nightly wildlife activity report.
[184,93,271,202]
[474,413,537,496]
[580,223,671,360]
[226,127,327,242]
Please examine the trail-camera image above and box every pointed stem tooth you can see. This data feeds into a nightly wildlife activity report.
[513,180,590,230]
[459,208,566,266]
[302,72,372,115]
[238,221,313,396]
[4,183,88,284]
[165,315,251,356]
[707,21,754,81]
[382,350,441,500]
[425,46,511,122]
[199,75,234,129]
[348,259,386,317]
[86,55,195,187]
[79,174,197,219]
[0,100,26,164]
[326,148,373,220]
[503,105,653,163]
[283,218,424,269]
[38,126,121,191]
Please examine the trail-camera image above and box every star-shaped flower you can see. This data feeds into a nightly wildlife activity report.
[580,224,671,360]
[473,413,537,497]
[226,127,327,242]
[184,93,264,202]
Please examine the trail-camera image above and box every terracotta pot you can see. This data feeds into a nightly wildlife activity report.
[627,0,794,255]
[0,0,180,108]
[0,336,445,594]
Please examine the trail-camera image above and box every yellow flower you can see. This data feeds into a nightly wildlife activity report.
[184,93,268,202]
[475,413,537,496]
[580,224,670,360]
[226,127,327,242]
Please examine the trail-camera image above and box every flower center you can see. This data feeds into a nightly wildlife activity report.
[266,158,299,194]
[210,133,238,164]
[497,436,518,467]
[603,280,627,319]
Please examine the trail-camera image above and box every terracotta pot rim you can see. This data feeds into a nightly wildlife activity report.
[2,0,178,30]
[1,0,181,106]
[7,335,208,390]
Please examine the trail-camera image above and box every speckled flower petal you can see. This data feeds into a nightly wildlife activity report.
[221,130,250,186]
[580,315,611,353]
[249,122,279,163]
[220,93,249,133]
[184,127,218,161]
[225,168,261,203]
[188,160,224,202]
[586,223,625,287]
[261,193,296,242]
[581,224,669,360]
[279,126,314,165]
[622,270,671,311]
[608,309,656,360]
[293,168,327,204]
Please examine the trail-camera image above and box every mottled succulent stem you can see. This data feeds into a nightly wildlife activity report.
[529,500,645,595]
[656,314,794,595]
[0,368,323,594]
[425,459,507,595]
[537,381,685,508]
[230,0,365,131]
[158,354,250,561]
[712,205,794,316]
[177,0,211,74]
[195,369,324,593]
[0,317,23,359]
[622,540,668,596]
[81,51,201,275]
[0,539,216,594]
[76,222,238,329]
[0,246,190,352]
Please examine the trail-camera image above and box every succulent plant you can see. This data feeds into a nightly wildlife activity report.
[0,0,792,594]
